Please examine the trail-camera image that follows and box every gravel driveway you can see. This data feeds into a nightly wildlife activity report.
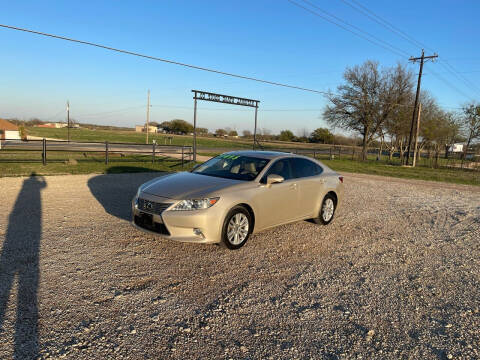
[0,172,479,359]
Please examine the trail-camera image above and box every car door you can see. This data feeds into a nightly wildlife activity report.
[254,158,300,229]
[290,158,325,218]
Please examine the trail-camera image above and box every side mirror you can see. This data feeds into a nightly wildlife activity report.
[266,174,284,187]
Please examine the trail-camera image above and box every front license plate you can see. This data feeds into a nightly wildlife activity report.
[139,212,153,226]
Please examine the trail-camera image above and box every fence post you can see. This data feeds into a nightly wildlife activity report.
[352,148,355,161]
[181,146,184,169]
[152,142,156,164]
[329,147,333,160]
[105,141,109,165]
[338,147,341,159]
[42,138,46,165]
[313,150,316,159]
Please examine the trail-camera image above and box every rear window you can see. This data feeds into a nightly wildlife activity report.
[290,158,323,178]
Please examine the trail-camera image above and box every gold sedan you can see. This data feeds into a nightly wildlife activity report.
[132,151,344,249]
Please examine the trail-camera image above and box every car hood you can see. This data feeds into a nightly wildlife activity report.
[141,172,242,200]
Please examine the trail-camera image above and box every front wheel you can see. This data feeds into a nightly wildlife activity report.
[312,194,337,225]
[221,206,252,249]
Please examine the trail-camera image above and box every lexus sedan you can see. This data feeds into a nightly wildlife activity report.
[132,151,343,249]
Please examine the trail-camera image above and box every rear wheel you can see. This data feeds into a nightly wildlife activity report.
[312,194,336,225]
[221,206,252,249]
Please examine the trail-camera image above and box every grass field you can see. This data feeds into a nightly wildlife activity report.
[0,150,195,176]
[1,148,479,185]
[26,127,253,149]
[322,158,480,186]
[1,126,476,185]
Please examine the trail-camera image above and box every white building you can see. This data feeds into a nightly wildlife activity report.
[448,143,464,153]
[0,118,20,140]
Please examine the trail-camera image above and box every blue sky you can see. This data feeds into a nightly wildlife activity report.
[0,0,479,134]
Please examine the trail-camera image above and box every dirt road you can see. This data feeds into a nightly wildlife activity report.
[0,173,479,359]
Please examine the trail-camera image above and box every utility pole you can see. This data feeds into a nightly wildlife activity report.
[193,96,197,162]
[406,49,437,165]
[146,89,150,144]
[412,103,422,167]
[67,100,70,142]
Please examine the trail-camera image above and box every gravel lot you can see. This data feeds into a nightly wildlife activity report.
[0,172,479,359]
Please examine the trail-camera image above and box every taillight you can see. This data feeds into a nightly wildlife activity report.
[339,176,344,183]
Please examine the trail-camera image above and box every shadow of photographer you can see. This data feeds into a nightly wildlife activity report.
[0,174,46,359]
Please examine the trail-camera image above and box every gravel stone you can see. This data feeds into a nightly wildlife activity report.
[0,172,479,359]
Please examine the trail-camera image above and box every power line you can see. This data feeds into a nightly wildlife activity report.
[339,0,427,50]
[0,23,330,96]
[439,60,480,97]
[0,23,464,116]
[299,0,409,57]
[75,105,145,118]
[338,0,480,100]
[427,68,473,101]
[287,0,406,57]
[151,104,324,112]
[43,108,66,121]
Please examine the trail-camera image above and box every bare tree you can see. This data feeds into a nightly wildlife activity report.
[461,102,480,167]
[324,61,413,160]
[420,104,462,167]
[242,130,252,138]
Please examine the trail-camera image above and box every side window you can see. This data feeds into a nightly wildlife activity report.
[291,158,323,179]
[261,158,293,183]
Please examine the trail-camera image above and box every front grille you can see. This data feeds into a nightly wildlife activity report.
[137,198,172,215]
[134,215,170,235]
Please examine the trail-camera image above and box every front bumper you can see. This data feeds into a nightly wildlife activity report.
[131,194,223,244]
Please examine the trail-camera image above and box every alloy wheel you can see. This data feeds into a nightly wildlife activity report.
[227,213,249,245]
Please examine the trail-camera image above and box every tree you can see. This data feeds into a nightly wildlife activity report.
[461,103,480,166]
[242,130,252,138]
[148,121,159,127]
[310,128,334,143]
[324,61,413,160]
[228,130,238,137]
[169,119,194,134]
[18,125,27,141]
[279,130,295,142]
[159,121,172,132]
[197,127,209,135]
[419,103,462,167]
[215,128,227,137]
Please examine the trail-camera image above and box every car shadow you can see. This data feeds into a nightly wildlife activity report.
[87,167,167,221]
[0,174,46,359]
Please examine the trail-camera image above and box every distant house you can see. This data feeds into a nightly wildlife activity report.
[36,123,56,128]
[135,125,157,133]
[36,122,68,128]
[448,143,464,153]
[0,118,20,140]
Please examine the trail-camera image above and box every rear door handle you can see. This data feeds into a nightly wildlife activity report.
[290,183,297,189]
[319,178,326,184]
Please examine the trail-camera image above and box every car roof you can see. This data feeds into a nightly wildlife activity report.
[224,150,301,160]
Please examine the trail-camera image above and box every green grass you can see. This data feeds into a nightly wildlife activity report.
[319,157,480,186]
[27,127,253,149]
[0,150,196,176]
[5,127,478,185]
[2,149,478,185]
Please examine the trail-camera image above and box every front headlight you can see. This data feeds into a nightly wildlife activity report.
[171,197,219,211]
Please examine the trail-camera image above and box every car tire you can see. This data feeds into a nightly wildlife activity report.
[312,193,337,225]
[221,206,252,250]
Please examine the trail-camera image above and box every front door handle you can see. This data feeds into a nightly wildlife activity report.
[290,183,297,189]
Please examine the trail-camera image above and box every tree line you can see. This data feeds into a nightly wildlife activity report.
[323,60,480,161]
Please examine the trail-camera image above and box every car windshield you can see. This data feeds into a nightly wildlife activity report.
[192,154,270,181]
